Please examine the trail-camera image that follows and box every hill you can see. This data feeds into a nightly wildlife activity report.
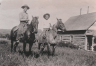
[0,29,11,35]
[0,29,42,35]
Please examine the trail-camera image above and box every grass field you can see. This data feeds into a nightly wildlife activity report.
[0,40,96,66]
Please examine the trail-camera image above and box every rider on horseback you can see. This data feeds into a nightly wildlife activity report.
[15,5,30,43]
[43,13,52,30]
[42,13,51,39]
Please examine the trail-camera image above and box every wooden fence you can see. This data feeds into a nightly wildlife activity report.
[72,35,86,49]
[57,34,87,50]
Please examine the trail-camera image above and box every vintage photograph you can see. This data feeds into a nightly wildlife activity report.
[0,0,96,66]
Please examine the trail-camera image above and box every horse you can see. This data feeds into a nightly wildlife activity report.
[10,16,39,54]
[37,18,66,57]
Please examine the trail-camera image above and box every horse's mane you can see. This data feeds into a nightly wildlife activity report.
[51,20,65,32]
[27,17,38,31]
[31,17,38,27]
[57,20,64,28]
[48,24,57,33]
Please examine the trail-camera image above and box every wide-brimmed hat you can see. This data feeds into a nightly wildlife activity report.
[21,5,30,9]
[43,13,50,18]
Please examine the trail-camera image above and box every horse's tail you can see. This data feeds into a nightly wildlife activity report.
[10,29,13,40]
[10,26,17,41]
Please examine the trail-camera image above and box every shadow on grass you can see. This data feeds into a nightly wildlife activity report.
[18,50,40,58]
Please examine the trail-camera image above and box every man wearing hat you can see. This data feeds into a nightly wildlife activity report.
[42,13,52,30]
[15,5,30,43]
[38,13,55,50]
[40,13,53,40]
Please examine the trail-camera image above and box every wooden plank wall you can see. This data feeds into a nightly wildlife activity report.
[72,35,86,49]
[57,34,86,49]
[57,34,71,42]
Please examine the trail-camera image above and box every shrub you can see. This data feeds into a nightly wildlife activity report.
[0,40,8,44]
[57,41,79,49]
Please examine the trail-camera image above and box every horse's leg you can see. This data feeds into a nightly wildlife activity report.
[29,42,33,53]
[52,45,55,56]
[14,42,19,52]
[38,43,41,50]
[23,42,26,53]
[40,43,45,55]
[11,26,18,52]
[47,43,50,58]
[11,40,13,52]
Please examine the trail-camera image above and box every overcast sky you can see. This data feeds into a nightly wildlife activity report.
[0,0,96,29]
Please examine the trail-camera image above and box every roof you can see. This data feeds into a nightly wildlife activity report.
[65,12,96,31]
[88,22,96,30]
[86,30,96,36]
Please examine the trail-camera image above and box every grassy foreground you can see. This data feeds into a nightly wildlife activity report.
[0,40,96,66]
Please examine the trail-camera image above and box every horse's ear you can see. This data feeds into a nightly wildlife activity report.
[32,16,34,18]
[60,19,62,21]
[56,18,58,21]
[37,16,39,19]
[49,23,51,27]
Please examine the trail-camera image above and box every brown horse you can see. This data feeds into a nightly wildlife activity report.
[10,16,39,53]
[37,18,66,57]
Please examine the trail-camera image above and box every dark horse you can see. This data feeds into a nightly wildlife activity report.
[37,18,66,57]
[10,16,39,53]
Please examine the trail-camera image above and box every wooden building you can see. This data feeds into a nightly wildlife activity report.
[57,12,96,51]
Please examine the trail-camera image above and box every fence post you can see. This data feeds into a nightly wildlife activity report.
[92,36,94,51]
[70,35,72,43]
[72,35,74,43]
[61,35,62,42]
[85,35,87,50]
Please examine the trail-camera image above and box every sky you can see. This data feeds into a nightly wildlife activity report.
[0,0,96,29]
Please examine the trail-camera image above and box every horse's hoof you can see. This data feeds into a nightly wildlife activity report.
[11,50,13,53]
[14,51,16,52]
[23,51,26,54]
[34,53,39,58]
[48,56,49,58]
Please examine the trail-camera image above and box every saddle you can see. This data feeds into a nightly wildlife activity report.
[13,24,29,40]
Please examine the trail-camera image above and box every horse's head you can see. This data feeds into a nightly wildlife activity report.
[56,18,66,32]
[31,16,39,33]
[46,29,57,44]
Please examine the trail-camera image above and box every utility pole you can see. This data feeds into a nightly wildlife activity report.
[80,8,82,15]
[87,6,89,14]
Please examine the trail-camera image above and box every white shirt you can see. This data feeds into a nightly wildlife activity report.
[19,11,29,21]
[39,18,55,31]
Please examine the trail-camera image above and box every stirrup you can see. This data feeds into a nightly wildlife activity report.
[16,40,19,43]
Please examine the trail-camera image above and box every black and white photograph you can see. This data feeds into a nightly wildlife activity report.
[0,0,96,66]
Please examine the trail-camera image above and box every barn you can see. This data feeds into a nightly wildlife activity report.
[57,12,96,51]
